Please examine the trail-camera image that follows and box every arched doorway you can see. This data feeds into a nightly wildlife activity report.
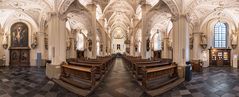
[9,22,30,66]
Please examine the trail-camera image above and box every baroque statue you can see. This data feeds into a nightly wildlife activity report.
[231,31,238,49]
[200,33,207,49]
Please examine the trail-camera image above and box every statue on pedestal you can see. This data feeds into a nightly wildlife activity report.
[231,31,238,49]
[200,33,207,49]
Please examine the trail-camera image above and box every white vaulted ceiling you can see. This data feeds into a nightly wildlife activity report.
[187,0,239,27]
[103,0,134,38]
[0,0,52,30]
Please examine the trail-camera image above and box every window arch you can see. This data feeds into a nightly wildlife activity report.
[214,22,227,48]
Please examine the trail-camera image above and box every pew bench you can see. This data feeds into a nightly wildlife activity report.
[134,61,172,80]
[61,63,97,90]
[67,61,103,80]
[142,64,178,90]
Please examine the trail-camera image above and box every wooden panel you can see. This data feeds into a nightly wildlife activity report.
[10,48,30,66]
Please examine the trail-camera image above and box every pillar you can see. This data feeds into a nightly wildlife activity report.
[46,13,66,79]
[87,4,97,59]
[141,3,151,59]
[102,33,107,56]
[172,15,190,78]
[192,32,201,60]
[162,37,170,58]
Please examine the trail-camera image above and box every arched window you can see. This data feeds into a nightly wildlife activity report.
[153,33,161,51]
[214,22,227,48]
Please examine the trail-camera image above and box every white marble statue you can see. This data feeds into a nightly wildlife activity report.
[201,34,207,44]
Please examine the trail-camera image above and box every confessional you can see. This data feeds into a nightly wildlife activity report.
[209,48,231,66]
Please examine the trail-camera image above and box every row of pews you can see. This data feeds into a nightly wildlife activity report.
[55,56,115,97]
[122,55,183,96]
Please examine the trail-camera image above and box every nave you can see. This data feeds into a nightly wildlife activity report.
[1,0,239,96]
[1,58,239,97]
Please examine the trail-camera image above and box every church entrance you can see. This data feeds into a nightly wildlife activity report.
[9,22,30,66]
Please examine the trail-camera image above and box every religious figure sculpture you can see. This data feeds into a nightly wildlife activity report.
[88,39,92,51]
[201,34,207,44]
[146,37,150,51]
[66,38,71,50]
[2,34,8,49]
[31,33,38,49]
[231,31,238,49]
[200,33,207,49]
[189,34,193,49]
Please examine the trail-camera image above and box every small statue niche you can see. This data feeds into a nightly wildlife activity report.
[200,33,207,49]
[88,39,92,51]
[146,38,150,51]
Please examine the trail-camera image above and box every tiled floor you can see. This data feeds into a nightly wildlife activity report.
[0,67,79,97]
[90,58,146,97]
[0,58,239,97]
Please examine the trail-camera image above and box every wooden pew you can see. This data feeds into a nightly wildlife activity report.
[134,61,172,80]
[61,62,97,90]
[142,63,178,90]
[67,61,103,80]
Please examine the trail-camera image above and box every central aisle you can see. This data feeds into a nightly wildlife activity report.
[91,58,145,97]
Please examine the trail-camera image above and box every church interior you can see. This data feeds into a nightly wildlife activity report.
[0,0,239,97]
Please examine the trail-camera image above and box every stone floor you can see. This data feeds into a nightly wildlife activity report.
[0,58,239,97]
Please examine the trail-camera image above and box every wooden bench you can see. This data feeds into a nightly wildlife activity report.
[61,62,97,90]
[67,61,103,80]
[142,63,178,90]
[134,61,172,80]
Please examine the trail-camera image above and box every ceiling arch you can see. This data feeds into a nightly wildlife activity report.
[187,0,239,27]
